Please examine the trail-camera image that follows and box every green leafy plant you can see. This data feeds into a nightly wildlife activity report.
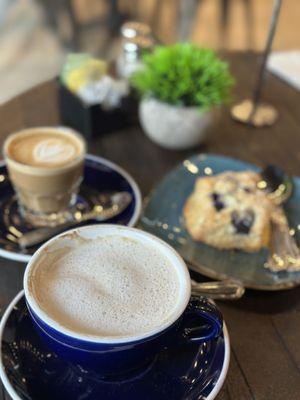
[131,43,234,109]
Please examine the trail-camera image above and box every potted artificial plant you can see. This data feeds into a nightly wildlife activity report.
[131,44,234,150]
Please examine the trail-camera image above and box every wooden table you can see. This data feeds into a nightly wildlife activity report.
[0,52,300,399]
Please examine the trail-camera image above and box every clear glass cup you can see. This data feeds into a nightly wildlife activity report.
[3,126,86,227]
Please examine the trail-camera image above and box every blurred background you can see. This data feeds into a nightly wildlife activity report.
[0,0,299,104]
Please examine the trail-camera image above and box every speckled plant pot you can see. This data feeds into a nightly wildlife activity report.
[139,98,212,150]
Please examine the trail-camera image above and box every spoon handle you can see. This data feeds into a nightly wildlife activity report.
[19,220,86,248]
[18,191,132,248]
[265,206,300,272]
[191,279,245,300]
[19,209,113,248]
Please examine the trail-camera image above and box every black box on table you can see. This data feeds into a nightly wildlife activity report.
[57,80,137,140]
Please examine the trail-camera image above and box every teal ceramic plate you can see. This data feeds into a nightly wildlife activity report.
[140,154,300,290]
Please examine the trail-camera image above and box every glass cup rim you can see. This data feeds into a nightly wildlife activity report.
[3,126,86,174]
[23,224,191,345]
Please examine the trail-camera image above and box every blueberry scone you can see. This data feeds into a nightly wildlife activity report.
[183,171,273,252]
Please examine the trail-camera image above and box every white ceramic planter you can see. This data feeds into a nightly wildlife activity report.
[139,98,212,150]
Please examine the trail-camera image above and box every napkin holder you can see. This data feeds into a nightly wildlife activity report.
[57,80,137,140]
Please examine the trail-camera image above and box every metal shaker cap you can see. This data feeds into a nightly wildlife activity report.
[123,36,155,55]
[121,21,152,39]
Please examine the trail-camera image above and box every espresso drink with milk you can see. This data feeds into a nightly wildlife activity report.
[4,127,86,226]
[28,234,181,338]
[8,131,82,168]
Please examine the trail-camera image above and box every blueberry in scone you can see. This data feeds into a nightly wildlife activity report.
[211,192,225,211]
[231,209,255,234]
[183,171,273,252]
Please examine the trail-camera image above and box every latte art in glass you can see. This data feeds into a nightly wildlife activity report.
[3,127,86,221]
[6,129,83,168]
[33,139,76,165]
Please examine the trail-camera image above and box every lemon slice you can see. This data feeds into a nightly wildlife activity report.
[64,58,107,93]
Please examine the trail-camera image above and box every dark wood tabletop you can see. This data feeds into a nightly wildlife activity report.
[0,52,300,400]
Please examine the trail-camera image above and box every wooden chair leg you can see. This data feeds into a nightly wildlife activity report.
[219,0,230,48]
[177,0,201,41]
[220,0,230,30]
[65,0,81,50]
[243,0,254,49]
[38,0,60,31]
[150,0,163,34]
[107,0,127,36]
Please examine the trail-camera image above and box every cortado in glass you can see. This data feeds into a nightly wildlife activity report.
[3,127,86,226]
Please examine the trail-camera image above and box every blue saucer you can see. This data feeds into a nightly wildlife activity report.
[140,153,300,290]
[0,154,141,263]
[0,292,229,400]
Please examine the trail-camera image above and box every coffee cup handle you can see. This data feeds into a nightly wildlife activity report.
[178,296,223,343]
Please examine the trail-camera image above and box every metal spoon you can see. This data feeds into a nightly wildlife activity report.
[260,165,300,272]
[191,279,245,300]
[260,165,293,205]
[19,191,132,248]
[185,258,245,300]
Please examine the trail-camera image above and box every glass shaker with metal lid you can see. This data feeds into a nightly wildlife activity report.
[117,21,155,79]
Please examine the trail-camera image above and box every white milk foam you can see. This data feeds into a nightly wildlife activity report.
[32,235,181,338]
[33,138,76,164]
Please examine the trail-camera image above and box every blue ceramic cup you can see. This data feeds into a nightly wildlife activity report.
[24,225,223,375]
